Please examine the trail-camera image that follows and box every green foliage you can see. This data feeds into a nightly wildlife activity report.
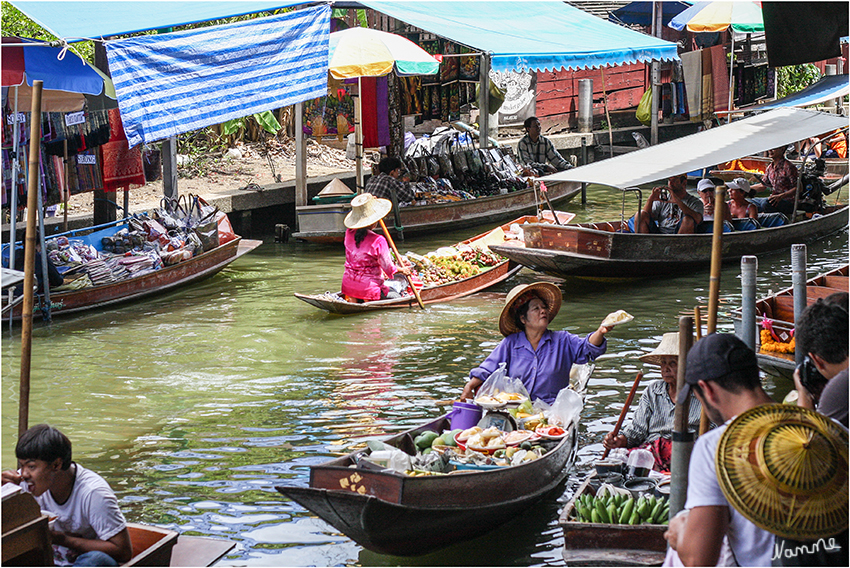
[776,64,822,99]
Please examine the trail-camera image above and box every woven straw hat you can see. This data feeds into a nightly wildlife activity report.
[639,333,679,365]
[317,178,354,197]
[716,404,848,540]
[343,193,392,229]
[498,282,562,337]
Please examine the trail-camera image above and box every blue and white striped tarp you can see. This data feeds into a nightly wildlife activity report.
[106,5,330,147]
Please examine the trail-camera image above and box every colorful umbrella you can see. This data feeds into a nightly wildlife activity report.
[328,27,440,79]
[2,36,116,112]
[669,1,764,34]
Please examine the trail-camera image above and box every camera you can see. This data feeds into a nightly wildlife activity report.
[797,355,829,405]
[658,189,669,201]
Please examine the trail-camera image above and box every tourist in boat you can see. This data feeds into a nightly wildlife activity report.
[664,333,775,567]
[341,193,411,303]
[364,157,416,205]
[792,293,848,427]
[632,174,703,234]
[749,146,798,216]
[601,333,702,472]
[1,424,133,566]
[725,178,758,222]
[460,282,612,404]
[517,116,573,176]
[695,178,733,233]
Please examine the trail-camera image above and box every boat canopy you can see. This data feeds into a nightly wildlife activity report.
[359,0,679,73]
[752,75,850,111]
[541,108,850,189]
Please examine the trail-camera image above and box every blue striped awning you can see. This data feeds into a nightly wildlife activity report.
[105,5,330,147]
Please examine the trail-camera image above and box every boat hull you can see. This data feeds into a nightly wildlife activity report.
[490,206,849,279]
[292,181,582,243]
[277,415,579,556]
[14,238,262,320]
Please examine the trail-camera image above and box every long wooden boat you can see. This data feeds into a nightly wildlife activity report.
[276,404,583,556]
[9,225,262,321]
[294,212,574,314]
[292,180,582,244]
[731,264,849,379]
[712,155,849,181]
[559,474,667,566]
[489,205,848,280]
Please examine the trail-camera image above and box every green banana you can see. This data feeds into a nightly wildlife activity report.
[596,499,610,523]
[591,508,602,523]
[629,511,641,525]
[607,503,618,525]
[620,498,634,523]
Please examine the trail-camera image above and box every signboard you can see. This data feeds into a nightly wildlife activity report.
[491,70,536,126]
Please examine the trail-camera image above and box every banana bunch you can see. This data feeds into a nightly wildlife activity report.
[572,492,669,526]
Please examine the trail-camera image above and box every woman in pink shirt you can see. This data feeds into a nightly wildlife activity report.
[341,193,410,302]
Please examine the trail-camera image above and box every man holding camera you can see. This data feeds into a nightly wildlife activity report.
[632,174,703,234]
[793,292,848,427]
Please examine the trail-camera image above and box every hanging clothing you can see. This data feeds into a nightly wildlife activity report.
[101,108,145,192]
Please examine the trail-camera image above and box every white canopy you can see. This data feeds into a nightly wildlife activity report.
[542,108,849,189]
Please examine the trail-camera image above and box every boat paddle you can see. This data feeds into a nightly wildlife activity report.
[601,371,643,459]
[539,182,562,225]
[379,218,425,309]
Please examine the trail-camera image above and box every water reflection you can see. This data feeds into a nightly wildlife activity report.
[1,184,846,566]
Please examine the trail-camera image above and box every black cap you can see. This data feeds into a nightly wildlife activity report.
[678,333,758,404]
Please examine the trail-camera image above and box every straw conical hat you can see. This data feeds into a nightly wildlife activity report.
[716,404,848,540]
[317,178,354,197]
[498,282,562,337]
[639,333,679,365]
[343,193,392,229]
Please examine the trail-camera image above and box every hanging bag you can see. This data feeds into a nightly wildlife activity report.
[636,89,653,127]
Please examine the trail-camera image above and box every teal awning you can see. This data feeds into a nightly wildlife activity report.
[360,0,679,73]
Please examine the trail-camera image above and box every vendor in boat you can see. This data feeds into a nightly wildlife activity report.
[517,117,573,176]
[2,424,133,566]
[460,282,612,405]
[364,157,416,205]
[341,193,411,303]
[749,145,798,216]
[602,333,702,472]
[633,174,703,234]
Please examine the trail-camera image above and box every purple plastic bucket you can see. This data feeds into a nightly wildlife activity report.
[449,401,482,430]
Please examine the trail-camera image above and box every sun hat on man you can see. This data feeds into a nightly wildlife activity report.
[639,332,679,365]
[697,179,716,193]
[343,193,392,229]
[716,404,848,540]
[499,282,562,337]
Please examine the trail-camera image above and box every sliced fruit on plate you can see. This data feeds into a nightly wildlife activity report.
[535,425,567,439]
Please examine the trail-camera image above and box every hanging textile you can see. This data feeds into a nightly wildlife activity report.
[681,49,703,122]
[105,5,331,148]
[709,45,729,112]
[101,108,145,192]
[360,76,389,149]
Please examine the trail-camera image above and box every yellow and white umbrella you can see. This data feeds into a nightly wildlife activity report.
[328,27,439,191]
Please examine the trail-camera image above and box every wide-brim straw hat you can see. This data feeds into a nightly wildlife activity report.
[498,282,562,337]
[639,332,679,364]
[343,193,392,229]
[716,404,848,540]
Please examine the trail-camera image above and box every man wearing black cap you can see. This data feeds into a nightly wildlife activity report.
[664,333,775,566]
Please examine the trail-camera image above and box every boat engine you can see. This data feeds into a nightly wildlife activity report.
[798,158,827,212]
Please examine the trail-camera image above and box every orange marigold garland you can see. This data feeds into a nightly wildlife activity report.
[760,319,795,354]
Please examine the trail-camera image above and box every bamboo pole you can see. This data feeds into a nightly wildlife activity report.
[19,80,43,438]
[600,68,614,158]
[669,316,695,518]
[700,185,726,435]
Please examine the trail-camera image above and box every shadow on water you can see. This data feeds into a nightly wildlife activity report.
[1,182,846,566]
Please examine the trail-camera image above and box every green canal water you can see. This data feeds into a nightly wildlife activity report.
[2,185,847,566]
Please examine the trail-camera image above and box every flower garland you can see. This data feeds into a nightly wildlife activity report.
[760,319,795,354]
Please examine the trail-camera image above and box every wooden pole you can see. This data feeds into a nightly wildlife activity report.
[700,186,726,435]
[379,218,424,309]
[602,372,643,459]
[669,316,695,518]
[600,68,614,158]
[63,140,69,232]
[19,80,43,438]
[694,306,702,340]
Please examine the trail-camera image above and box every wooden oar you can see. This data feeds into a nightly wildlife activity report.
[379,218,425,309]
[602,371,643,459]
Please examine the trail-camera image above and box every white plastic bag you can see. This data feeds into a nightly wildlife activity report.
[477,362,530,403]
[548,387,583,427]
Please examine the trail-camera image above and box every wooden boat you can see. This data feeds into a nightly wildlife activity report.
[559,474,667,566]
[292,180,582,243]
[8,222,262,321]
[732,264,849,379]
[276,397,584,556]
[294,212,574,314]
[712,155,849,182]
[489,205,849,280]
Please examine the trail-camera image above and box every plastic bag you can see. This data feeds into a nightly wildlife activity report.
[636,89,652,127]
[548,387,583,428]
[363,440,412,472]
[215,212,237,245]
[476,362,530,403]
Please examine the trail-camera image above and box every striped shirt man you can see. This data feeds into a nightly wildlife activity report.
[517,117,571,173]
[621,379,703,446]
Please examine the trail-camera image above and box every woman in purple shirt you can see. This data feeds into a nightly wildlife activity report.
[461,282,612,404]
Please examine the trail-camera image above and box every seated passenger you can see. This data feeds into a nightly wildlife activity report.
[726,178,759,231]
[2,424,133,566]
[632,174,703,234]
[696,179,733,233]
[602,333,702,472]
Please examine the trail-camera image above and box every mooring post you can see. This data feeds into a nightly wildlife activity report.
[791,244,807,367]
[740,256,757,350]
